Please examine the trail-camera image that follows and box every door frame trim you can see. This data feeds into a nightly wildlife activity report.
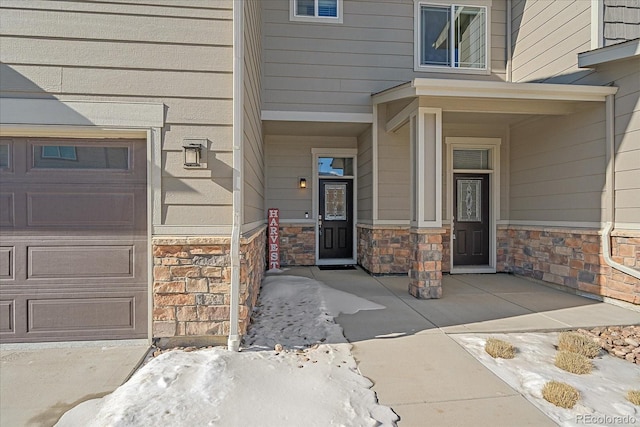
[312,148,357,265]
[445,137,501,274]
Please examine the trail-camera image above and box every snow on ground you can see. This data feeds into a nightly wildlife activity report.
[452,333,640,427]
[56,274,397,427]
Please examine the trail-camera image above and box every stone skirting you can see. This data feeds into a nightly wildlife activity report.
[357,225,411,274]
[409,228,445,299]
[498,225,639,305]
[151,226,267,344]
[279,224,315,266]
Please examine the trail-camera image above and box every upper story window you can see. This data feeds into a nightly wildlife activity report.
[415,2,489,73]
[290,0,343,23]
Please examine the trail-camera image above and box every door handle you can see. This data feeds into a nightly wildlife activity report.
[318,215,323,235]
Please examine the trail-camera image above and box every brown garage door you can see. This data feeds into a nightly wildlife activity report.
[0,137,147,343]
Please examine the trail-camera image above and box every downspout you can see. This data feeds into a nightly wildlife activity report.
[228,0,244,352]
[506,0,512,82]
[602,94,640,280]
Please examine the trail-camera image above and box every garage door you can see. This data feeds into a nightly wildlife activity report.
[0,137,147,343]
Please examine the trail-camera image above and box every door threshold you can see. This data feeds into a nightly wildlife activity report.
[316,258,356,266]
[450,266,496,274]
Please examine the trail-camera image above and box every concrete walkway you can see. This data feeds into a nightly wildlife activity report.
[287,267,639,427]
[0,340,148,427]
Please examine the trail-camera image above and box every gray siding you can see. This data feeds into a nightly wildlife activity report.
[604,0,640,46]
[263,0,507,114]
[509,106,607,223]
[572,58,640,225]
[511,0,590,83]
[265,135,357,220]
[357,126,374,221]
[243,0,265,226]
[0,0,234,228]
[377,110,410,221]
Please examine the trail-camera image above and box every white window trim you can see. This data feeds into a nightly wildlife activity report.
[289,0,343,24]
[445,137,501,273]
[414,0,492,75]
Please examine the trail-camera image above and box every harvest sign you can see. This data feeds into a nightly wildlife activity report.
[268,208,280,269]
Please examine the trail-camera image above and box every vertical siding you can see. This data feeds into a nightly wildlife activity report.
[263,0,507,114]
[511,0,590,83]
[0,0,234,227]
[243,0,265,226]
[604,0,640,46]
[509,105,607,223]
[265,135,358,220]
[357,126,374,221]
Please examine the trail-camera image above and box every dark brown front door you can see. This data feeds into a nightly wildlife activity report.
[453,173,489,266]
[319,179,353,259]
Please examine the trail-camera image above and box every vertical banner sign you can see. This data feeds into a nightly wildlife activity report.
[268,208,280,269]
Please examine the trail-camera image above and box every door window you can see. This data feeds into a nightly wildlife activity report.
[457,179,482,222]
[324,183,347,220]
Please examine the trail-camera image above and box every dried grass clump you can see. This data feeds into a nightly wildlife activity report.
[542,381,580,409]
[627,390,640,406]
[554,351,593,374]
[485,338,516,359]
[558,332,601,358]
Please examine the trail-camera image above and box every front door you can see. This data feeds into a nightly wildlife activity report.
[319,179,353,259]
[453,173,489,266]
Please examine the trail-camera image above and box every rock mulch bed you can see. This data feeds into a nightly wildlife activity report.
[578,325,640,365]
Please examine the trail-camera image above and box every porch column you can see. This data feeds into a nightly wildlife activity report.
[409,107,443,299]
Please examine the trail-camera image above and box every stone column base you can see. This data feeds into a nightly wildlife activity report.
[409,228,445,299]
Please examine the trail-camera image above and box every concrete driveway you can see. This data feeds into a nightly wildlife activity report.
[0,340,148,427]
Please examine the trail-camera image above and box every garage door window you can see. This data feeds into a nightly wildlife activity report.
[0,144,8,169]
[34,145,129,170]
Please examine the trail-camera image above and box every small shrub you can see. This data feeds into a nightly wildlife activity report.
[628,390,640,406]
[485,338,516,359]
[558,332,601,358]
[542,381,580,409]
[554,351,593,374]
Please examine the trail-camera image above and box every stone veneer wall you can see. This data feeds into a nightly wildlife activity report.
[279,224,315,266]
[498,226,639,304]
[239,226,267,334]
[357,225,410,274]
[152,226,267,345]
[409,228,445,299]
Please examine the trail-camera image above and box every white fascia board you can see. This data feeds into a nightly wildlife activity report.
[579,39,640,68]
[0,98,164,128]
[261,110,373,123]
[412,79,618,102]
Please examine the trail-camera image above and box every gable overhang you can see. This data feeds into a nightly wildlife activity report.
[373,78,618,132]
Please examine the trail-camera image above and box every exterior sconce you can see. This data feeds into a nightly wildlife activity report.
[299,177,307,189]
[182,139,207,169]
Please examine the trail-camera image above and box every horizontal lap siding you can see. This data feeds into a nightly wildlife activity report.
[358,127,374,221]
[511,0,590,83]
[509,105,607,223]
[0,1,233,228]
[265,136,357,220]
[263,0,507,114]
[244,0,265,226]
